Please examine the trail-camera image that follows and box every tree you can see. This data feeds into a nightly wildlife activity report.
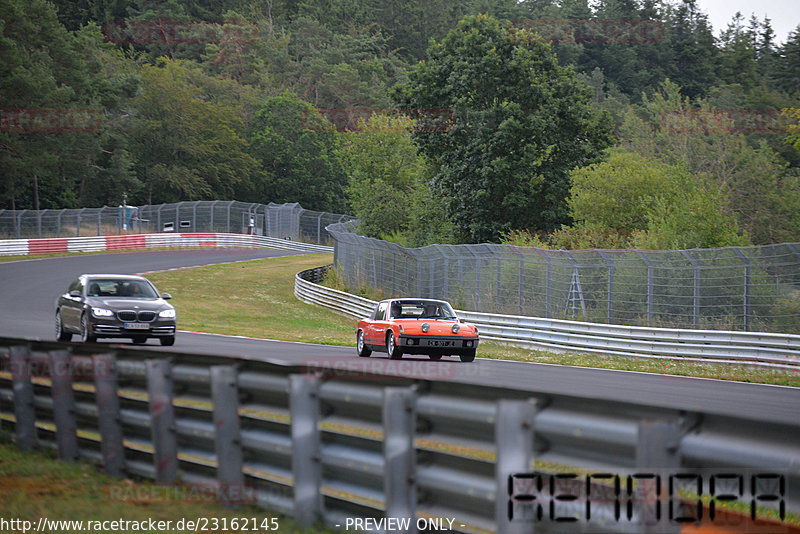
[568,148,748,249]
[620,80,800,244]
[126,59,257,204]
[393,14,614,243]
[339,113,453,245]
[245,92,349,212]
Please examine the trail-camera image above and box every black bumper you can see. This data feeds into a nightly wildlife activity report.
[398,335,478,354]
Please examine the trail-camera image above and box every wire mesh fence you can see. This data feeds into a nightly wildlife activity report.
[327,220,800,333]
[0,201,354,245]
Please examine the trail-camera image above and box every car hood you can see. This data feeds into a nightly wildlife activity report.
[396,319,477,336]
[86,297,172,311]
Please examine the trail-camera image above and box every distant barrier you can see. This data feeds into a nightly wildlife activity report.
[0,232,332,256]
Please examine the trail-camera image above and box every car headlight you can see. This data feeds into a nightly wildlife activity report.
[451,323,460,334]
[159,309,176,319]
[421,323,429,333]
[91,307,114,318]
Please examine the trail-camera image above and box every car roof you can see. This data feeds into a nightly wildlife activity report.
[382,298,450,305]
[81,274,149,281]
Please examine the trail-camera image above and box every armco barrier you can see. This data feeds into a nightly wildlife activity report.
[295,266,800,369]
[1,338,798,533]
[0,232,333,256]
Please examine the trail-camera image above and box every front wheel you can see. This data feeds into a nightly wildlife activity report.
[459,349,476,363]
[55,310,72,341]
[356,330,372,357]
[160,336,175,346]
[80,314,97,344]
[386,331,403,360]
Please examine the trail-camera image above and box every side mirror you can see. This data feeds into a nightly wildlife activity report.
[161,292,172,300]
[459,318,465,323]
[69,290,82,298]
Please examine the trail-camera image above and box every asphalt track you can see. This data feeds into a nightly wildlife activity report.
[0,249,798,427]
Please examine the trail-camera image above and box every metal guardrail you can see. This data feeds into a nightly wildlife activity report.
[0,233,333,256]
[295,267,800,369]
[1,337,799,533]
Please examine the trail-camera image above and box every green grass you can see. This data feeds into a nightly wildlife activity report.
[143,254,800,387]
[0,439,334,533]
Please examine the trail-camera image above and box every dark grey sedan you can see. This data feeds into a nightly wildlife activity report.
[55,274,177,345]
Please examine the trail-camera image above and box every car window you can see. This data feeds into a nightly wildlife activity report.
[392,301,457,319]
[88,279,159,298]
[375,302,387,321]
[68,279,81,293]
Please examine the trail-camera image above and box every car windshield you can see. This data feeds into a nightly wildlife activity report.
[87,279,159,299]
[390,300,457,320]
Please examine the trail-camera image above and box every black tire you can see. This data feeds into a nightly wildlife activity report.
[160,336,175,346]
[80,313,97,343]
[131,336,147,344]
[55,310,72,342]
[428,353,443,360]
[386,331,403,360]
[459,349,476,363]
[356,330,372,357]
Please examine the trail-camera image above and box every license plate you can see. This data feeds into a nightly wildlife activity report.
[425,339,454,347]
[124,323,150,330]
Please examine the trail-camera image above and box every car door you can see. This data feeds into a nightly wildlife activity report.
[61,278,85,330]
[364,302,388,346]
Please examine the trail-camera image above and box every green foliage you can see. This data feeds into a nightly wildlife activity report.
[246,92,348,212]
[394,14,614,243]
[127,59,257,204]
[568,148,749,249]
[339,113,453,246]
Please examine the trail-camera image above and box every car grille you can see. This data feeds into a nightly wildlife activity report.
[117,310,157,322]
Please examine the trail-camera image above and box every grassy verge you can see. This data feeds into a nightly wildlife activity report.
[0,439,333,533]
[143,254,800,387]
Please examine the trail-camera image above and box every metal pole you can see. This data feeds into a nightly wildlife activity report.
[16,210,25,238]
[680,251,700,329]
[227,201,234,233]
[210,365,244,504]
[37,209,43,239]
[10,345,36,451]
[289,375,321,526]
[598,251,615,324]
[536,249,552,318]
[495,399,537,534]
[383,387,417,527]
[732,248,752,331]
[97,208,102,236]
[49,350,79,461]
[93,353,124,477]
[146,359,178,483]
[57,209,66,238]
[635,251,654,326]
[210,200,217,232]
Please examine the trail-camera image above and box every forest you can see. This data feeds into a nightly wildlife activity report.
[1,0,799,248]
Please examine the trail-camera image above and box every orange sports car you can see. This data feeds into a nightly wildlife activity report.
[356,298,479,362]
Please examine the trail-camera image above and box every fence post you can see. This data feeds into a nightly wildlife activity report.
[210,365,244,503]
[289,375,321,526]
[57,208,66,238]
[496,258,502,311]
[49,350,79,461]
[637,418,682,533]
[598,251,615,324]
[635,251,654,326]
[732,248,752,331]
[37,209,44,239]
[495,399,537,534]
[536,249,552,318]
[93,353,124,477]
[146,359,178,483]
[680,251,701,329]
[9,345,36,451]
[383,387,417,526]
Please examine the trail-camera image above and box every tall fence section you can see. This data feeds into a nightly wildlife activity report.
[1,338,798,533]
[0,201,353,245]
[328,221,800,333]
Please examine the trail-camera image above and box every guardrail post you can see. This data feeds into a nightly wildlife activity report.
[383,386,417,526]
[496,399,537,534]
[290,374,321,526]
[637,418,682,533]
[210,365,244,503]
[49,350,79,461]
[146,359,178,483]
[93,353,124,477]
[9,345,36,451]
